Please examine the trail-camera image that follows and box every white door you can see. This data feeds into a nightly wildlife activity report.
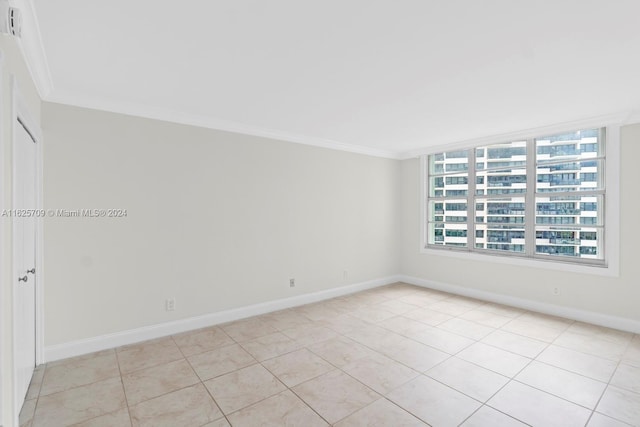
[13,118,37,404]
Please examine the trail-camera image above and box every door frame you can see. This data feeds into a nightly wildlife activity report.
[10,74,44,417]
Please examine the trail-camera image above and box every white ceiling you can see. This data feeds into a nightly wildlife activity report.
[27,0,640,157]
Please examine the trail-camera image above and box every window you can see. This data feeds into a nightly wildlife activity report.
[425,128,606,266]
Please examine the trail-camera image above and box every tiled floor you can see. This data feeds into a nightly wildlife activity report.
[20,283,640,426]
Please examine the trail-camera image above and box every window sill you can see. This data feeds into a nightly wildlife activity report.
[420,247,618,277]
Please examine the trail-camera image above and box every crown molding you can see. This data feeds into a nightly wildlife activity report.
[45,90,402,159]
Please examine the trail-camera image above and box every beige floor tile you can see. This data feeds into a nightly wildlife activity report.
[402,307,453,326]
[444,295,486,307]
[374,299,420,315]
[474,303,525,318]
[204,364,286,414]
[610,363,640,394]
[32,377,126,427]
[338,294,372,309]
[228,390,328,427]
[459,309,514,328]
[426,300,476,316]
[501,318,565,342]
[188,343,255,380]
[517,312,573,330]
[536,345,618,382]
[307,336,376,368]
[334,398,426,426]
[380,317,474,354]
[404,325,475,354]
[596,385,640,426]
[481,329,548,358]
[293,370,379,424]
[488,381,592,427]
[349,291,391,306]
[321,314,373,335]
[201,419,231,427]
[350,306,398,323]
[72,408,132,427]
[515,361,607,409]
[19,398,36,427]
[40,351,120,396]
[171,326,234,357]
[372,284,420,299]
[379,337,449,372]
[262,348,334,387]
[319,298,355,314]
[387,375,481,426]
[426,357,509,402]
[565,322,633,347]
[240,332,303,362]
[457,342,531,377]
[25,365,45,400]
[345,325,406,353]
[122,358,200,405]
[116,338,184,374]
[460,406,527,426]
[262,309,312,331]
[622,335,640,368]
[343,353,419,394]
[554,330,629,361]
[220,317,279,342]
[437,317,495,340]
[397,293,446,307]
[295,302,346,321]
[281,324,337,346]
[129,383,223,427]
[587,412,633,427]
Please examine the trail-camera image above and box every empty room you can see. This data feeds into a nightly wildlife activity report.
[2,1,640,426]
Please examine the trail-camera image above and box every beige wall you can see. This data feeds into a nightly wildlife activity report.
[1,35,42,427]
[399,123,640,322]
[42,103,400,345]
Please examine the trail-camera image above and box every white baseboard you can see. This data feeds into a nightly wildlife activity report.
[399,274,640,334]
[44,275,401,362]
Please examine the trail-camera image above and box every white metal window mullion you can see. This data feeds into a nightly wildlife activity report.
[467,148,476,251]
[525,139,537,256]
[598,127,607,260]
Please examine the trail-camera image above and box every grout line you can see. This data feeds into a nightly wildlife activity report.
[114,346,134,427]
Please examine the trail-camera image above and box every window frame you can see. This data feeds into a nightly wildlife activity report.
[419,121,620,277]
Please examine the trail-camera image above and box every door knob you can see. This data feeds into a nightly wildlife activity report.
[18,276,28,283]
[27,268,35,274]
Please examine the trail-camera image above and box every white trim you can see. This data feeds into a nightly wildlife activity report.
[44,275,401,362]
[0,49,5,427]
[603,125,620,277]
[9,0,53,97]
[418,122,621,278]
[10,76,42,426]
[45,93,400,160]
[399,275,640,334]
[399,113,629,159]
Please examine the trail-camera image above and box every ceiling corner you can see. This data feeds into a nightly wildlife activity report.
[13,0,53,98]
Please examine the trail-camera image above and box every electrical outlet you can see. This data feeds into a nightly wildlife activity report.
[290,278,295,287]
[165,298,175,311]
[552,287,561,296]
[343,270,348,280]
